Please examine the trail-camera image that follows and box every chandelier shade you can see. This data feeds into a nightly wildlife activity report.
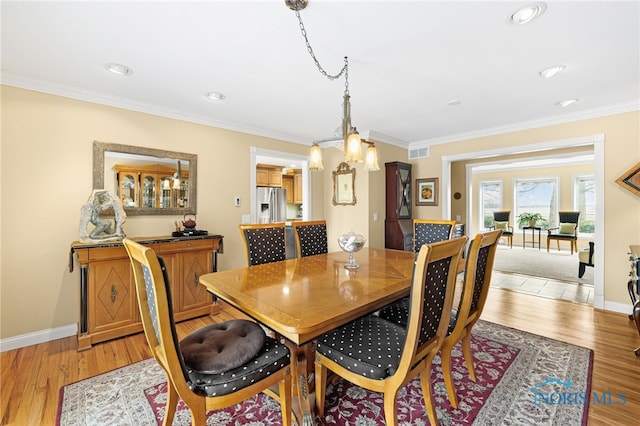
[309,143,324,170]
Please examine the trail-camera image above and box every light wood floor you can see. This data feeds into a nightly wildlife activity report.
[1,287,639,426]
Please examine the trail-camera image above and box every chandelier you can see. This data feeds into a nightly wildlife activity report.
[286,0,380,172]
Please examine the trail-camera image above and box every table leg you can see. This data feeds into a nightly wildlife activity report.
[283,340,317,426]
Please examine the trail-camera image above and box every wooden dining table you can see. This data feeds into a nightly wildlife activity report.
[199,247,417,425]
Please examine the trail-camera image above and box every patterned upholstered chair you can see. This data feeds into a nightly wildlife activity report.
[291,220,328,257]
[489,211,513,248]
[122,238,292,426]
[378,230,501,408]
[547,211,580,254]
[440,230,501,408]
[578,241,594,278]
[315,237,467,426]
[239,223,287,266]
[413,219,457,252]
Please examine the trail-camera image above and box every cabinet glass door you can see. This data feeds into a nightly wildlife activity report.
[142,176,156,208]
[119,174,137,207]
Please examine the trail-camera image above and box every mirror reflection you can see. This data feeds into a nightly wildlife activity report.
[93,141,197,216]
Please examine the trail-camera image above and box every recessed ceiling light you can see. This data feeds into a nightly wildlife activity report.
[105,63,133,76]
[206,92,225,101]
[555,98,578,107]
[508,2,547,25]
[539,65,566,79]
[447,99,461,106]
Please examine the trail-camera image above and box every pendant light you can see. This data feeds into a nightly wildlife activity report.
[287,0,378,171]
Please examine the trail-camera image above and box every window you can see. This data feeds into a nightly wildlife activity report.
[514,177,558,230]
[480,180,503,230]
[574,175,595,234]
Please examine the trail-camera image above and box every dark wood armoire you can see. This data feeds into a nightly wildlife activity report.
[385,161,413,251]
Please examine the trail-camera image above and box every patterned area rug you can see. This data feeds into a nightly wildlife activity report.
[57,320,592,425]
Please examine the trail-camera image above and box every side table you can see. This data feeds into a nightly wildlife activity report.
[522,226,541,249]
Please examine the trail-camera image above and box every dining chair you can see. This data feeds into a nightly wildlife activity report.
[489,210,513,248]
[239,223,287,266]
[440,229,501,409]
[413,218,457,252]
[314,236,467,426]
[291,219,328,257]
[578,241,595,278]
[123,238,292,426]
[547,211,580,254]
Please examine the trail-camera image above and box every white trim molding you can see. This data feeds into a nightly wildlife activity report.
[0,323,77,352]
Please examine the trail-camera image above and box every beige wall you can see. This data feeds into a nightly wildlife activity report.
[411,111,640,307]
[1,85,638,342]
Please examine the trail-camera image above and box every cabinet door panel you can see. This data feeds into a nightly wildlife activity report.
[88,259,137,332]
[179,250,213,312]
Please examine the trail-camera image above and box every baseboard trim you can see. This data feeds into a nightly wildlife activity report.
[0,323,77,352]
[602,300,634,316]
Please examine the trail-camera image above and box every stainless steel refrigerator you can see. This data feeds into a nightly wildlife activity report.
[256,187,287,223]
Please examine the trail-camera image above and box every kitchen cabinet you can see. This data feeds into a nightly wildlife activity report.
[283,175,294,203]
[294,172,303,203]
[70,235,223,350]
[256,164,283,187]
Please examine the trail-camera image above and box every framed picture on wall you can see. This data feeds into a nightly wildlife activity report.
[415,178,438,206]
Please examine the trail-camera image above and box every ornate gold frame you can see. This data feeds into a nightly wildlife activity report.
[332,162,356,206]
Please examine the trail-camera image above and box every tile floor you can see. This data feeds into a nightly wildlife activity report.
[489,270,594,304]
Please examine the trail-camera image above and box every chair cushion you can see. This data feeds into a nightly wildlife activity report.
[317,315,406,379]
[559,223,576,234]
[186,336,290,397]
[579,249,592,263]
[180,319,266,374]
[494,221,508,230]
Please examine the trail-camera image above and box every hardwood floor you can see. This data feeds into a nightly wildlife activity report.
[1,288,639,425]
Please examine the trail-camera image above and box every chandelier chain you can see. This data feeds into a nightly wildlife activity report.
[295,10,349,94]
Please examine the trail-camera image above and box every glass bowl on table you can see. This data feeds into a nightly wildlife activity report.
[337,231,366,269]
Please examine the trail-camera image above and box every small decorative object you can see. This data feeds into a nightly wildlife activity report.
[415,178,438,206]
[182,214,197,229]
[338,231,366,269]
[78,189,126,243]
[615,161,640,197]
[517,212,547,228]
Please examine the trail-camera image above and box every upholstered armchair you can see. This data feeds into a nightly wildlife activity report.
[547,211,580,254]
[489,211,513,248]
[578,241,594,278]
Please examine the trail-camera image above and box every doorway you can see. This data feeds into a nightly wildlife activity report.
[250,147,311,224]
[441,134,604,308]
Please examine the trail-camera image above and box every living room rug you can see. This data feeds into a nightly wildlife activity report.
[57,320,592,425]
[493,245,594,284]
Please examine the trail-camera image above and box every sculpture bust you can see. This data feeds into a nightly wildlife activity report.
[78,189,126,243]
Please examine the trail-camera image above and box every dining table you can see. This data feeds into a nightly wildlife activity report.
[199,247,417,425]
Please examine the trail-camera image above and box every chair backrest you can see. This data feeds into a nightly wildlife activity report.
[492,211,510,222]
[122,238,191,385]
[239,223,287,266]
[451,230,502,333]
[397,236,467,374]
[292,220,328,257]
[413,219,457,252]
[558,211,580,234]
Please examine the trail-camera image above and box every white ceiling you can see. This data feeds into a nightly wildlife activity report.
[2,1,638,149]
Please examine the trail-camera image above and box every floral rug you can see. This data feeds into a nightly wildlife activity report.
[57,320,592,425]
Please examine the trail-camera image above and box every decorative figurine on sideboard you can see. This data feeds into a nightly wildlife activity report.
[78,189,126,243]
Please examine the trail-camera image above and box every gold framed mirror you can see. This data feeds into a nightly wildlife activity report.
[93,141,197,216]
[332,162,356,206]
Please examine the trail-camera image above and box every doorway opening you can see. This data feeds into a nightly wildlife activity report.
[441,134,604,308]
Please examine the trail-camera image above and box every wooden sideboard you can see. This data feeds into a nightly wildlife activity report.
[70,235,223,351]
